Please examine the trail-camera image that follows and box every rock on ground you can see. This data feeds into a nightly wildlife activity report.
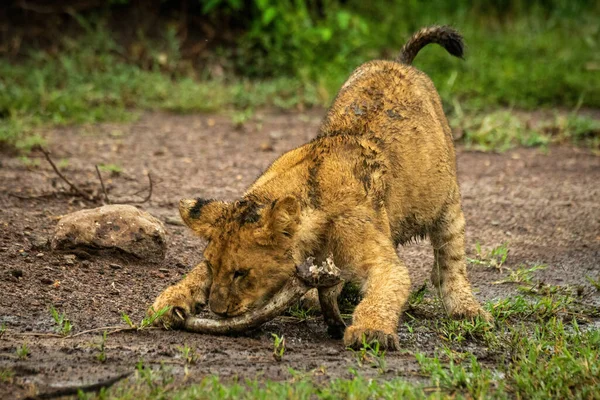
[51,204,167,263]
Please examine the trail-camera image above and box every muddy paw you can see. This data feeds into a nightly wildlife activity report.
[148,286,194,329]
[450,303,493,322]
[343,326,400,351]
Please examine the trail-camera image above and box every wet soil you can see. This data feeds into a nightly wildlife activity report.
[1,111,599,398]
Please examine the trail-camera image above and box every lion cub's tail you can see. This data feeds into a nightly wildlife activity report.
[397,25,464,65]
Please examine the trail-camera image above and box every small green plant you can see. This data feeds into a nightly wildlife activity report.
[16,343,30,360]
[416,348,499,397]
[286,304,315,321]
[121,312,135,328]
[0,368,14,383]
[177,344,199,365]
[338,281,362,314]
[494,264,546,285]
[586,276,600,291]
[122,306,170,330]
[136,360,174,395]
[95,331,108,363]
[271,333,286,362]
[437,316,493,343]
[456,111,550,152]
[0,323,6,339]
[468,242,509,270]
[408,283,428,307]
[98,163,123,175]
[19,155,41,167]
[50,305,73,336]
[231,108,254,129]
[348,335,387,373]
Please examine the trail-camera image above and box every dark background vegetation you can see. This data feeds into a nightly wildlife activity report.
[1,0,599,150]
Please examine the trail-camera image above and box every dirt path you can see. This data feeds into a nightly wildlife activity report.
[1,111,599,398]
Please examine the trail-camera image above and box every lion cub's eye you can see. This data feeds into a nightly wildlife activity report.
[233,270,248,279]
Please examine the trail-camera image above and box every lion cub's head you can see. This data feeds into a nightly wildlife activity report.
[179,196,301,317]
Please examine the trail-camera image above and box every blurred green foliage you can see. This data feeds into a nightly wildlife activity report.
[0,0,599,150]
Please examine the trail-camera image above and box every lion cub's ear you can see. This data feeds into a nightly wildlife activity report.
[255,196,300,245]
[179,198,228,239]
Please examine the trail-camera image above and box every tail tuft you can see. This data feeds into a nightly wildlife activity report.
[397,25,464,65]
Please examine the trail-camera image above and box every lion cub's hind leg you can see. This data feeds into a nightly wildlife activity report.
[429,199,491,321]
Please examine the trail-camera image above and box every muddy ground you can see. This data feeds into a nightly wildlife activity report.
[1,111,599,398]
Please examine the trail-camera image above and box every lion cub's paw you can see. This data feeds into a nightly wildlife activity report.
[148,286,193,329]
[450,302,493,322]
[343,326,400,351]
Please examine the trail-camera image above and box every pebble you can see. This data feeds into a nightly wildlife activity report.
[36,253,44,258]
[10,269,23,278]
[159,268,169,273]
[269,130,283,140]
[109,263,122,270]
[64,254,77,265]
[29,234,49,250]
[260,142,274,152]
[165,216,184,226]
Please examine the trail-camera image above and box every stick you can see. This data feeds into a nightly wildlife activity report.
[36,146,92,201]
[8,192,58,200]
[184,275,312,334]
[68,325,131,338]
[184,256,343,334]
[112,172,153,205]
[30,372,132,399]
[95,165,111,204]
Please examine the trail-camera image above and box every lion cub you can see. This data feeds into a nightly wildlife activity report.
[150,25,490,350]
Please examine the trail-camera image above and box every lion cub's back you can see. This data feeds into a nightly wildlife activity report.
[319,60,453,149]
[318,60,459,229]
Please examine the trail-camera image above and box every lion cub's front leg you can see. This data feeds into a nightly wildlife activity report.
[148,260,211,328]
[334,222,410,351]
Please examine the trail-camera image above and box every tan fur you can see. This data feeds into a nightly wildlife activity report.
[150,26,490,349]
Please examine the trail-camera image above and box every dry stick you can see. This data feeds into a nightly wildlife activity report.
[37,146,93,201]
[136,172,153,203]
[8,192,58,200]
[31,371,132,400]
[13,332,64,338]
[68,325,132,338]
[184,256,344,334]
[111,172,154,205]
[95,165,111,204]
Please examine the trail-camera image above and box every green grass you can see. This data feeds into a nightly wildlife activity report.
[16,343,30,360]
[49,305,73,336]
[1,8,598,152]
[81,285,600,399]
[468,242,509,270]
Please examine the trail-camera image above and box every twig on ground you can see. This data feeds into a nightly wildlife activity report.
[95,165,111,204]
[68,325,131,338]
[8,192,58,200]
[11,324,161,340]
[111,172,153,204]
[30,371,132,399]
[13,332,64,338]
[35,146,93,201]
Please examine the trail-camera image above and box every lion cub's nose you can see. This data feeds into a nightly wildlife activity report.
[209,298,229,317]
